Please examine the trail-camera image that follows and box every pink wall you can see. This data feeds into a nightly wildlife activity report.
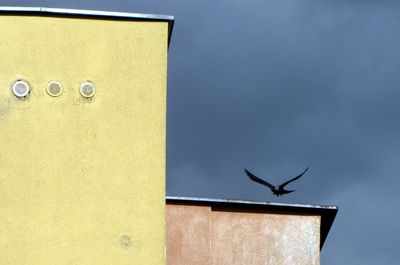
[167,203,321,265]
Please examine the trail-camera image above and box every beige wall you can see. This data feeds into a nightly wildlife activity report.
[167,203,321,265]
[0,14,169,265]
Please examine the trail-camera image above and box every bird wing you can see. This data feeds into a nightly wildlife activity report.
[279,167,309,188]
[244,169,275,189]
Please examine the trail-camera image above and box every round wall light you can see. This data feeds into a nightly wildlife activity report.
[80,81,96,98]
[12,80,30,98]
[47,81,63,97]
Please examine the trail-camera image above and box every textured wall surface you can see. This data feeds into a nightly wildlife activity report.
[0,15,168,265]
[167,204,321,265]
[166,204,211,265]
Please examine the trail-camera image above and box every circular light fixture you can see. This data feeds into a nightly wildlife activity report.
[47,81,63,97]
[12,80,30,98]
[80,81,96,98]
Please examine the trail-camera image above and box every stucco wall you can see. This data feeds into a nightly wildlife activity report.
[167,204,321,265]
[0,14,168,265]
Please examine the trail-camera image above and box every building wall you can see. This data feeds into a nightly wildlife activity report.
[0,15,168,265]
[167,203,321,265]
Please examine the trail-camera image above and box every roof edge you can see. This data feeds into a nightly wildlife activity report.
[0,6,174,46]
[0,6,173,21]
[166,196,338,210]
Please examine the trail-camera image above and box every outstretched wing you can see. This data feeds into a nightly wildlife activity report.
[279,167,309,188]
[244,169,275,189]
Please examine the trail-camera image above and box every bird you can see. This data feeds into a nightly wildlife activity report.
[244,167,309,196]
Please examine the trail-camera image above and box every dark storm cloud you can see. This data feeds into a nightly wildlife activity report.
[1,0,400,264]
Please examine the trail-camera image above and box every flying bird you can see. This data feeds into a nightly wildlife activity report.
[244,167,309,196]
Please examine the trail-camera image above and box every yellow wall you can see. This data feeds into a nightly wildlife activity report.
[0,15,168,265]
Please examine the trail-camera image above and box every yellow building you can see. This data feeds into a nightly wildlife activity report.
[0,7,173,265]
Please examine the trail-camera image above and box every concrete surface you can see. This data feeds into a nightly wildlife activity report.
[0,11,169,265]
[167,201,321,265]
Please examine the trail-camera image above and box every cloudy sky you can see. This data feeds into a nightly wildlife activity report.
[1,0,400,264]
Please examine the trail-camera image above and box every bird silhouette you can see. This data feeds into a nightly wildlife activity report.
[244,167,309,196]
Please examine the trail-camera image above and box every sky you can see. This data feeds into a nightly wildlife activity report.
[1,0,399,264]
